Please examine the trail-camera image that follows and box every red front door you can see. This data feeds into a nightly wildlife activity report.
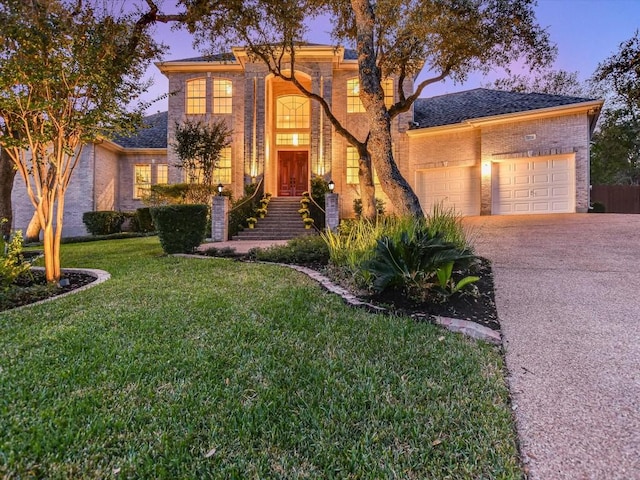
[278,151,308,196]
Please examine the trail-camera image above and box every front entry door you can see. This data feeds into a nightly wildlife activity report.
[278,151,308,196]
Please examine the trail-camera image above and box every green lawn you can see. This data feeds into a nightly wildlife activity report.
[1,237,522,479]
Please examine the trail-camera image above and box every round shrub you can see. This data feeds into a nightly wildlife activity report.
[82,211,125,236]
[150,204,208,254]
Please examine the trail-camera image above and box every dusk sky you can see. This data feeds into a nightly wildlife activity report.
[141,0,640,113]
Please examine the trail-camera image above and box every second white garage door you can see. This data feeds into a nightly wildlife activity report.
[415,166,481,216]
[492,157,575,214]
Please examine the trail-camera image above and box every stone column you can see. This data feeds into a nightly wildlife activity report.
[211,195,229,242]
[480,161,493,215]
[325,193,339,232]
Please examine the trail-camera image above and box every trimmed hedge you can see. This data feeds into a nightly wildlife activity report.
[132,207,155,233]
[150,204,208,254]
[82,211,125,236]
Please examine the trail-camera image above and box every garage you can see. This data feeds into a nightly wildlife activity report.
[492,156,575,214]
[415,166,481,216]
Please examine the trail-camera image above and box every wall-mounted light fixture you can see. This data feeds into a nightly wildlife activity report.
[481,162,491,176]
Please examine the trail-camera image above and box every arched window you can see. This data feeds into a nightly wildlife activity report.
[213,78,232,114]
[186,78,206,114]
[276,95,310,129]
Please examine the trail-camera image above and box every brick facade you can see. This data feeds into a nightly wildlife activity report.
[10,47,602,237]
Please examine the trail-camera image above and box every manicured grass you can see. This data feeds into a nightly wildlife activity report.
[1,237,522,478]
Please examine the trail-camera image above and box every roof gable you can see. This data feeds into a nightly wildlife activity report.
[166,44,358,64]
[413,88,597,129]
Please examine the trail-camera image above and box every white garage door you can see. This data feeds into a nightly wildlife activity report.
[415,166,481,216]
[493,157,574,214]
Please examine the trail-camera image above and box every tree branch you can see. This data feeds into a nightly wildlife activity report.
[388,67,451,118]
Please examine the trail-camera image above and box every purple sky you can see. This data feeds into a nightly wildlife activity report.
[141,0,640,113]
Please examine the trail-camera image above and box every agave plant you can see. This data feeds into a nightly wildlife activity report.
[362,229,476,294]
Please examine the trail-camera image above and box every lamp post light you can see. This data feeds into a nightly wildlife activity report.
[217,183,224,196]
[325,179,339,232]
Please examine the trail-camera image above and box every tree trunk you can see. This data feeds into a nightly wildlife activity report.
[352,0,424,219]
[357,149,377,219]
[25,210,42,243]
[0,149,16,237]
[368,113,424,218]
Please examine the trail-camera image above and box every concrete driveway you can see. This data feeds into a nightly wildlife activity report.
[464,214,640,479]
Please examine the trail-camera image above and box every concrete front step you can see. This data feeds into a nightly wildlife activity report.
[232,196,315,241]
[233,230,315,240]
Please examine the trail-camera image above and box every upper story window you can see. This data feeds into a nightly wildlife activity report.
[347,79,364,113]
[213,79,232,114]
[347,78,394,113]
[186,78,206,114]
[276,95,310,129]
[382,78,394,108]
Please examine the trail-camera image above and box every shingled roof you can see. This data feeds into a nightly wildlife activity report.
[112,111,168,149]
[113,88,596,149]
[413,88,595,129]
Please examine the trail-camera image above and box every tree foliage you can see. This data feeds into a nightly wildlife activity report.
[591,111,640,185]
[175,0,555,218]
[590,31,640,185]
[172,119,232,187]
[0,0,163,281]
[487,69,586,96]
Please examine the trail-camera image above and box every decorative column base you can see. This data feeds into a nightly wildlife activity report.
[325,193,339,232]
[211,196,229,242]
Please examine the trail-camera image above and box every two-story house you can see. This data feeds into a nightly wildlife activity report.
[11,44,603,236]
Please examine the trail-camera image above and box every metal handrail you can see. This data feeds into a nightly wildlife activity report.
[305,191,326,215]
[301,190,327,233]
[229,177,264,213]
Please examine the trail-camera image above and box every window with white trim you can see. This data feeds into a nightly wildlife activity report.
[134,165,151,199]
[213,79,232,114]
[186,78,206,114]
[156,164,168,184]
[346,147,359,184]
[347,146,382,185]
[347,78,394,112]
[184,147,232,185]
[276,95,310,129]
[382,78,394,108]
[347,78,364,113]
[213,147,232,184]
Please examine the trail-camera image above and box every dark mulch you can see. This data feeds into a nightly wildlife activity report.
[1,270,97,312]
[357,258,500,331]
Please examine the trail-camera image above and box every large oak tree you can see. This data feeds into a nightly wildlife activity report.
[0,0,164,281]
[173,0,555,218]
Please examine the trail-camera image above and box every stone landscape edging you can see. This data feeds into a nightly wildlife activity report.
[4,267,111,313]
[285,263,502,345]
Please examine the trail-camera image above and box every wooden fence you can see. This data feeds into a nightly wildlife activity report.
[591,185,640,213]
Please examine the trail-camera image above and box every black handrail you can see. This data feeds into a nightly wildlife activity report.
[229,177,264,213]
